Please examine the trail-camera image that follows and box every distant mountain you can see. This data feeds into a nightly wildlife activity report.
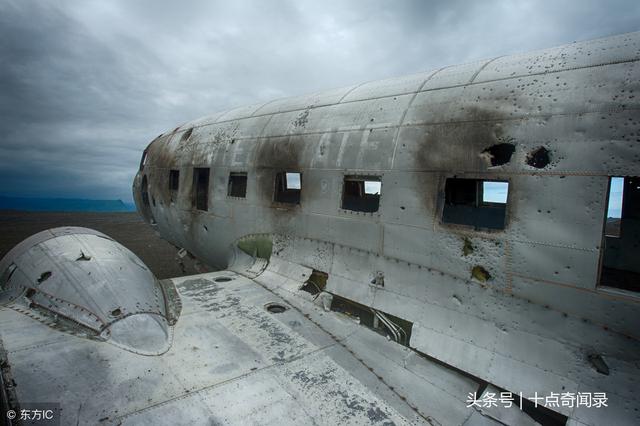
[0,196,135,212]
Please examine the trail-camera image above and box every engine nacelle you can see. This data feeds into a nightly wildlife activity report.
[0,227,179,355]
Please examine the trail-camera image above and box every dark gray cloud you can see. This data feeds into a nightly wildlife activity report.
[0,0,638,202]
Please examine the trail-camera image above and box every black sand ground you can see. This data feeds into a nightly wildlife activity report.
[0,210,199,279]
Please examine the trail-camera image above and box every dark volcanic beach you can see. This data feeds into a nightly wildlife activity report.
[0,210,199,279]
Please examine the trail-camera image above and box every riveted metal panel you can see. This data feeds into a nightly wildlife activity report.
[296,169,339,216]
[339,71,432,103]
[411,323,496,374]
[510,241,600,289]
[466,61,640,119]
[475,31,640,83]
[325,216,381,252]
[253,84,358,116]
[486,353,579,417]
[402,85,468,127]
[381,223,433,266]
[508,175,607,250]
[378,170,437,229]
[178,110,228,130]
[261,94,413,139]
[215,102,268,122]
[382,223,508,287]
[511,275,640,339]
[422,58,494,90]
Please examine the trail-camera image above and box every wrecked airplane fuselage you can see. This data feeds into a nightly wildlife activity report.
[132,31,640,425]
[1,32,639,425]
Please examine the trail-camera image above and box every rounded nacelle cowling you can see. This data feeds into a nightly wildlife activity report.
[0,227,178,355]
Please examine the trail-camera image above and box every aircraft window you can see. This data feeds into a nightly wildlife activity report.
[342,176,381,213]
[169,170,179,202]
[0,264,17,290]
[482,181,509,204]
[139,150,148,171]
[442,178,508,230]
[274,172,301,204]
[605,177,623,237]
[600,176,640,292]
[181,128,193,142]
[141,175,150,206]
[228,172,247,198]
[285,172,301,189]
[192,168,210,211]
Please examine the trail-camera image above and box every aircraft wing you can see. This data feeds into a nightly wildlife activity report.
[0,228,534,425]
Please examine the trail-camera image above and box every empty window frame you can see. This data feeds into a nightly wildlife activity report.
[442,178,509,230]
[139,149,148,171]
[604,177,624,238]
[341,176,382,213]
[141,175,150,206]
[192,168,210,211]
[169,170,180,202]
[228,172,248,198]
[274,172,301,204]
[600,176,640,292]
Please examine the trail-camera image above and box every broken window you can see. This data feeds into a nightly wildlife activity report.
[341,176,381,212]
[169,170,180,202]
[192,168,210,211]
[442,178,508,230]
[228,172,247,198]
[600,176,640,292]
[139,149,148,171]
[604,177,623,238]
[0,263,17,289]
[274,172,301,204]
[141,175,150,206]
[482,181,509,204]
[181,128,193,142]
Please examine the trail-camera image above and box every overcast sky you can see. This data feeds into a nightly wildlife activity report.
[0,0,638,203]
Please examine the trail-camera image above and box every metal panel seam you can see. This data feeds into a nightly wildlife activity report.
[181,57,640,132]
[468,56,503,84]
[337,81,370,103]
[389,66,450,169]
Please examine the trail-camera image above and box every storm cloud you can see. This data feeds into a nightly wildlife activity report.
[0,0,638,202]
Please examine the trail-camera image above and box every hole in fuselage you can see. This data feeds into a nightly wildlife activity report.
[265,303,287,313]
[330,295,413,345]
[526,147,550,168]
[481,143,515,166]
[37,271,52,284]
[214,277,232,283]
[300,270,328,296]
